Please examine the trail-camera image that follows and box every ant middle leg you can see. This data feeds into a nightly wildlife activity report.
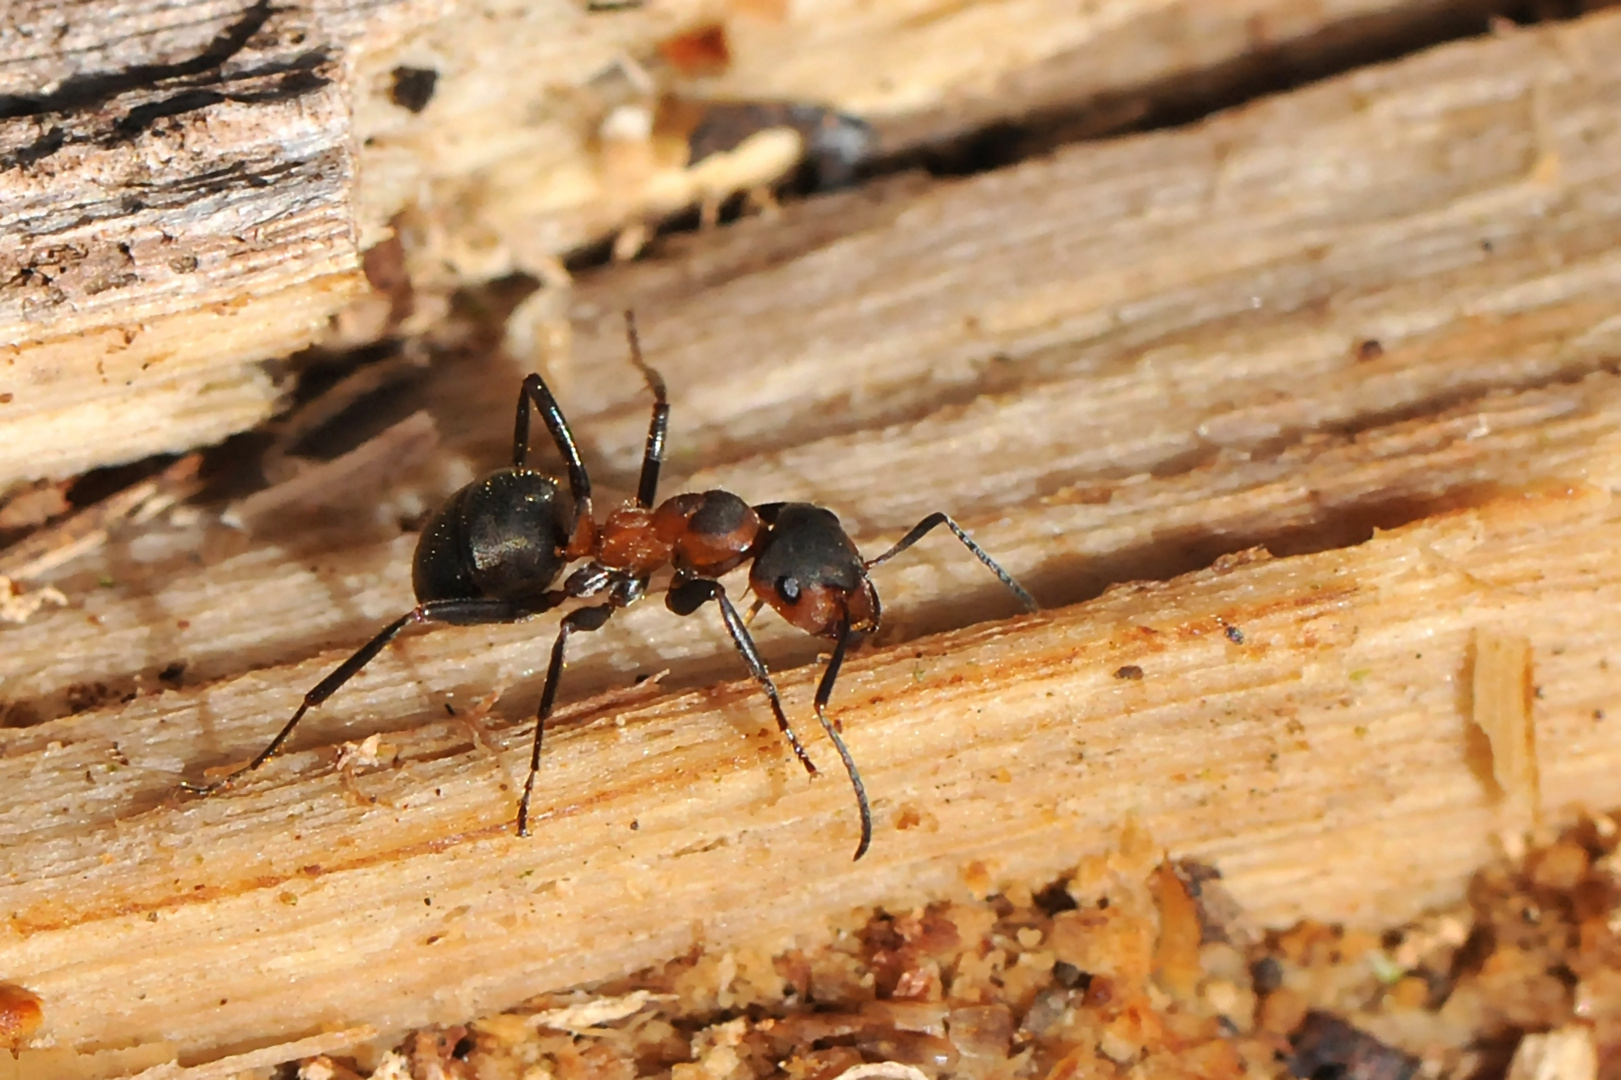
[666,577,819,777]
[517,602,617,836]
[864,512,1038,612]
[621,311,670,510]
[181,597,549,797]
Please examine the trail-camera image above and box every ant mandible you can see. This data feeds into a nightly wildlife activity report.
[182,313,1037,859]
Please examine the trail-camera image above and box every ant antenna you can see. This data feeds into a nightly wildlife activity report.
[866,512,1036,612]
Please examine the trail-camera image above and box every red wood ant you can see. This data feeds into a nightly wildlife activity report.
[182,314,1036,859]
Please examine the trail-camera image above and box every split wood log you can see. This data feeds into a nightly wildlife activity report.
[7,3,1611,726]
[1,0,1513,483]
[3,7,1621,1075]
[2,487,1620,1072]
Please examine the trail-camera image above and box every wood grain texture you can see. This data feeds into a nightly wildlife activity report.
[5,7,1621,1074]
[4,488,1621,1071]
[0,0,379,482]
[2,0,1505,483]
[552,11,1621,500]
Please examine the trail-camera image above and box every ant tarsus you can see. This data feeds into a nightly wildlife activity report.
[181,313,1037,861]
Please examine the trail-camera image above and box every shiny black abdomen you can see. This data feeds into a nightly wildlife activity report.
[412,469,574,604]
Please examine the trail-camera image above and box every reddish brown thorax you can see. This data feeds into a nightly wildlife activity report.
[597,490,766,579]
[594,505,672,576]
[661,491,765,577]
[563,505,600,561]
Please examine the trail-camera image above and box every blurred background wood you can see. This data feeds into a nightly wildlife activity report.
[6,0,1621,1074]
[1,0,1535,481]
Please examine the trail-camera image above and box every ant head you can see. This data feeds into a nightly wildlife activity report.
[748,503,878,638]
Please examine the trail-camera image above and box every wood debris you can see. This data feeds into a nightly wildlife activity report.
[0,577,66,625]
[245,812,1621,1079]
[0,482,70,533]
[529,990,666,1034]
[0,983,41,1056]
[0,455,202,584]
[1289,1012,1419,1080]
[1505,1025,1598,1080]
[222,411,441,534]
[1471,628,1541,823]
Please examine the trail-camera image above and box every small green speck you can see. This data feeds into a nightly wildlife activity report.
[1349,669,1372,681]
[98,575,116,588]
[1368,950,1405,985]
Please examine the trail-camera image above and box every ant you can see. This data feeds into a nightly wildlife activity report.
[182,314,1037,859]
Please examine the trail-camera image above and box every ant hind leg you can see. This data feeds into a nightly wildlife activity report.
[518,603,616,836]
[513,374,592,522]
[180,597,547,797]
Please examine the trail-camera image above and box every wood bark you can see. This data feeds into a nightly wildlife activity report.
[4,5,1621,1076]
[1,0,1513,482]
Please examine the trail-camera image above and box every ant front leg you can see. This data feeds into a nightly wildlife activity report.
[517,603,616,836]
[812,619,873,860]
[181,597,547,797]
[864,512,1038,612]
[665,577,820,777]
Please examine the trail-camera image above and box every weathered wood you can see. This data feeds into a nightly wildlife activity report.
[2,0,1511,482]
[7,6,1621,721]
[4,488,1621,1071]
[5,8,1621,1075]
[0,0,372,483]
[553,11,1621,500]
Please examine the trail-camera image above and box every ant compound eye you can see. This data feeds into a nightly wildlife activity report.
[777,575,801,603]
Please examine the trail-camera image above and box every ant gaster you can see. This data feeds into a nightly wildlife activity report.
[182,314,1037,859]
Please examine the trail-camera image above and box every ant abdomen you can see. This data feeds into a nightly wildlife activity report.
[413,469,577,604]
